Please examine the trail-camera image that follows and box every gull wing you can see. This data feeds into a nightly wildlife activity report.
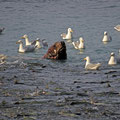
[116,55,120,64]
[31,41,36,45]
[109,36,112,41]
[25,45,36,52]
[86,63,101,70]
[40,39,48,47]
[114,25,120,31]
[72,41,80,49]
[61,33,66,38]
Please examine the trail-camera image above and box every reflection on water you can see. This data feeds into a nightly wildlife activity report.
[102,41,109,45]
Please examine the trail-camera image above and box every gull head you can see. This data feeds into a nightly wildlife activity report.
[21,34,28,39]
[104,31,107,35]
[36,38,40,41]
[79,37,84,42]
[84,56,90,61]
[84,56,91,65]
[16,40,23,44]
[110,52,115,56]
[68,28,73,33]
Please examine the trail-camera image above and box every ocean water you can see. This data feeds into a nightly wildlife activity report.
[0,0,120,120]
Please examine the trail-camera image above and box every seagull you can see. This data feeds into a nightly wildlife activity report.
[78,37,85,49]
[0,27,5,34]
[72,37,85,49]
[84,56,101,70]
[16,40,36,53]
[61,28,73,40]
[31,38,42,49]
[108,52,117,65]
[35,38,42,49]
[114,25,120,31]
[102,31,112,42]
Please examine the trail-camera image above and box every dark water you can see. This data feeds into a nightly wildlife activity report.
[0,0,120,119]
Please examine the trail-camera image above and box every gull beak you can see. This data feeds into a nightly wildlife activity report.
[71,30,73,32]
[84,58,86,60]
[16,41,19,44]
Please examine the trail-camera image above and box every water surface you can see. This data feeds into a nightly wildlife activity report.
[0,0,120,120]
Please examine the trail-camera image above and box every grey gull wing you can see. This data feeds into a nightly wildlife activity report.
[25,45,36,52]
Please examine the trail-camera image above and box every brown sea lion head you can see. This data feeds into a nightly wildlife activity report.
[43,41,67,60]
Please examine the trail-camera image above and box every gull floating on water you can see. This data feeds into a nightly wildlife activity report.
[0,27,5,34]
[35,38,42,48]
[72,37,85,49]
[102,31,112,42]
[114,24,120,31]
[108,52,117,65]
[61,28,73,40]
[16,40,36,53]
[31,38,42,49]
[84,56,101,70]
